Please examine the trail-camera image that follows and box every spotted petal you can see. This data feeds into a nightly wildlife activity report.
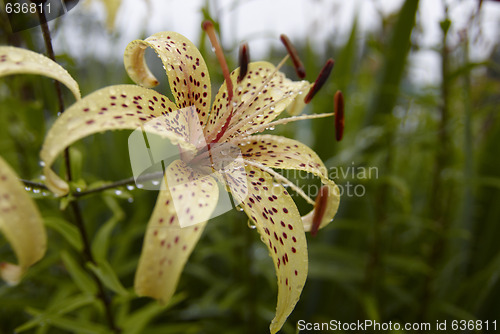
[0,156,46,285]
[0,46,80,100]
[235,134,340,231]
[230,165,307,334]
[204,62,309,142]
[124,32,212,126]
[40,85,195,196]
[135,159,219,303]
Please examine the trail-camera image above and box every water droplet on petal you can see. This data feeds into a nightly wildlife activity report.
[33,189,40,194]
[9,51,24,62]
[39,161,46,167]
[25,186,31,191]
[136,184,144,189]
[152,180,160,186]
[247,220,256,229]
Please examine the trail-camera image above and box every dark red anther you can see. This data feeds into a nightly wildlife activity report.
[304,58,335,104]
[280,34,306,79]
[334,90,344,141]
[238,43,250,83]
[311,185,329,237]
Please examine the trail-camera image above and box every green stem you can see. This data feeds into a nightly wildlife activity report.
[419,4,452,321]
[36,7,120,333]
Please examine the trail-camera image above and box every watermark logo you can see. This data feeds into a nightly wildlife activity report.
[4,0,79,33]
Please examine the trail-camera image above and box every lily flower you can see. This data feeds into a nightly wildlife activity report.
[0,46,80,285]
[0,156,47,285]
[40,26,340,333]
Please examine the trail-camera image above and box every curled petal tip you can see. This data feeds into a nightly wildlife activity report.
[311,185,329,237]
[0,263,23,286]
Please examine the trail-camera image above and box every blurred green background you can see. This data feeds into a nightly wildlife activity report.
[1,0,500,333]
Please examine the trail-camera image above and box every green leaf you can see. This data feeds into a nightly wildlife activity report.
[60,251,97,295]
[44,217,83,251]
[121,293,186,334]
[21,308,108,334]
[87,260,129,296]
[91,196,124,261]
[16,295,96,333]
[365,0,420,125]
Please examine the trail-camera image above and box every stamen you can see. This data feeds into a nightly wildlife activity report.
[217,55,290,142]
[311,185,329,237]
[334,90,344,141]
[240,112,334,138]
[203,20,234,143]
[244,160,315,205]
[202,20,233,103]
[280,34,306,79]
[304,58,335,104]
[238,43,250,83]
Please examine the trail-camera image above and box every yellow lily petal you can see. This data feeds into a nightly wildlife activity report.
[235,134,340,232]
[0,156,46,285]
[0,46,80,100]
[40,85,197,196]
[204,62,310,142]
[124,32,212,126]
[230,165,307,334]
[135,159,219,303]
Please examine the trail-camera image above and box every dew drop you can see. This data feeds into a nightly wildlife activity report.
[115,190,123,195]
[76,188,82,192]
[39,161,46,167]
[33,189,40,194]
[268,126,275,131]
[236,205,244,212]
[247,220,256,229]
[152,180,160,186]
[126,184,135,191]
[136,184,144,189]
[24,186,31,191]
[128,197,134,203]
[9,51,24,62]
[57,112,62,116]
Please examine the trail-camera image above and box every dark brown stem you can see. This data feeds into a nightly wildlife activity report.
[36,8,120,333]
[73,171,163,198]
